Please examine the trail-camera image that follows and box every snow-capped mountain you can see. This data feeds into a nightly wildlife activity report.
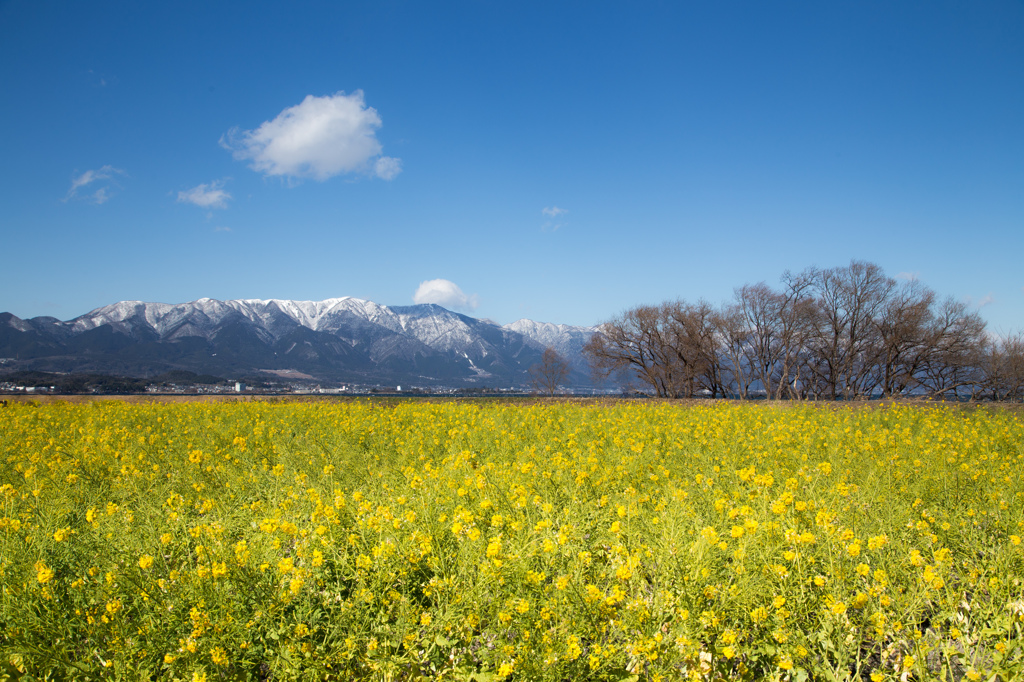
[0,297,601,387]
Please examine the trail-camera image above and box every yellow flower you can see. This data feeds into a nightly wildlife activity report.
[210,647,228,666]
[139,555,154,570]
[730,525,745,539]
[722,646,736,659]
[35,561,54,584]
[53,527,70,542]
[566,635,582,660]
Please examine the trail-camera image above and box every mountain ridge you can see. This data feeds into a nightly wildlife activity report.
[1,297,601,387]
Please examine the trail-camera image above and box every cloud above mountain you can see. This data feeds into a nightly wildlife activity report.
[413,279,479,311]
[221,91,401,182]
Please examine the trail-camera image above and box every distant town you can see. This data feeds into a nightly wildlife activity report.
[0,370,615,398]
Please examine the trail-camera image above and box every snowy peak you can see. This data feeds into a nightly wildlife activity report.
[2,296,601,387]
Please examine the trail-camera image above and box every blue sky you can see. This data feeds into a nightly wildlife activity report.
[2,1,1022,332]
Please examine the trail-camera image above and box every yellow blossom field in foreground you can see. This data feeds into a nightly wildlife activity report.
[1,400,1022,681]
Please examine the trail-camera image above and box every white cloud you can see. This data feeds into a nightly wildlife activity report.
[221,91,401,182]
[413,279,479,311]
[214,226,232,232]
[374,156,402,180]
[542,206,568,218]
[178,180,231,209]
[896,271,919,281]
[63,165,125,204]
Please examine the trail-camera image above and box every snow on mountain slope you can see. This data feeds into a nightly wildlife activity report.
[66,297,604,353]
[504,319,600,345]
[3,297,602,385]
[502,319,602,374]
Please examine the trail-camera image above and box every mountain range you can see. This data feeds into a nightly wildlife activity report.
[0,297,601,387]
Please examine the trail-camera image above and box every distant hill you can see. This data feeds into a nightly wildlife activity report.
[0,298,601,388]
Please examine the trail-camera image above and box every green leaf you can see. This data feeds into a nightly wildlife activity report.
[470,673,496,682]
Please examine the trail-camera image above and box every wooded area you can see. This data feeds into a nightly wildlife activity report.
[584,261,1024,400]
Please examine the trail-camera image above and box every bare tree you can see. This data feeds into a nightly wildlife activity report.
[583,301,722,398]
[806,261,895,399]
[917,298,987,398]
[664,300,722,398]
[981,333,1024,401]
[715,302,753,399]
[873,279,935,397]
[773,270,818,399]
[584,306,669,396]
[529,347,570,396]
[735,282,785,399]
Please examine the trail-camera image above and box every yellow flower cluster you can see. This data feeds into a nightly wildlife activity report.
[1,399,1022,681]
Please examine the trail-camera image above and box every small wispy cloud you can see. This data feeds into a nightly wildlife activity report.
[221,90,401,182]
[63,165,125,204]
[542,206,569,231]
[896,271,919,281]
[413,279,479,312]
[87,69,109,87]
[214,226,232,232]
[178,180,232,209]
[964,293,995,309]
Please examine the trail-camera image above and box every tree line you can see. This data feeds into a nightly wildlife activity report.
[584,260,1024,401]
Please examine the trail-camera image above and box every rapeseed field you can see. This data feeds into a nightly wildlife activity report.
[1,400,1022,681]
